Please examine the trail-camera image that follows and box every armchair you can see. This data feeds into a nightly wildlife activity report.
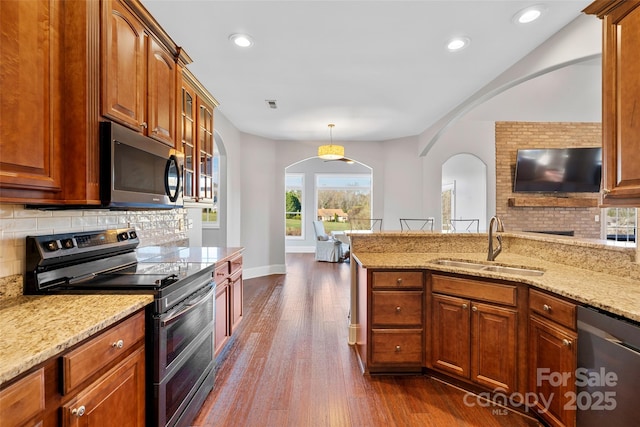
[312,221,349,262]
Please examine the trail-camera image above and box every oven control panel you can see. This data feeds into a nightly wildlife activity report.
[26,228,140,263]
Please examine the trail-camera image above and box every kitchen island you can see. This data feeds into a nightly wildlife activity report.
[349,231,639,427]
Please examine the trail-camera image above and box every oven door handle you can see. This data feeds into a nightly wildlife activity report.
[161,284,215,327]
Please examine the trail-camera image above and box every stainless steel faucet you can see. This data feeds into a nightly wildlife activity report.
[487,216,505,261]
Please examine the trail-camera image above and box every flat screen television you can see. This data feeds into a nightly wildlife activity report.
[513,147,602,193]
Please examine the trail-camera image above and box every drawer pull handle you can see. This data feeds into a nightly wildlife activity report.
[462,303,468,309]
[396,278,403,285]
[395,345,401,352]
[562,339,572,348]
[396,306,401,313]
[71,405,86,417]
[543,304,551,312]
[112,339,124,349]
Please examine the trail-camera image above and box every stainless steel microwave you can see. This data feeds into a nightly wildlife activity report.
[100,121,184,209]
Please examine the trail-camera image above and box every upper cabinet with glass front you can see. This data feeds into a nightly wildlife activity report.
[179,69,219,205]
[102,0,177,147]
[585,1,640,207]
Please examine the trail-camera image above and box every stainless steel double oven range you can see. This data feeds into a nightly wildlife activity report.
[25,228,216,427]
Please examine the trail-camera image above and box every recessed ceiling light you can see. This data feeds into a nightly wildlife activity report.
[229,33,253,48]
[513,5,546,24]
[447,36,470,52]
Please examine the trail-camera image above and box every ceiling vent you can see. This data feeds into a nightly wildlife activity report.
[265,99,278,109]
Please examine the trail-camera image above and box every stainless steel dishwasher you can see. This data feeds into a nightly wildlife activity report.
[577,306,640,426]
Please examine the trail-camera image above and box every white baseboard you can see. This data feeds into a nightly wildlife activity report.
[243,264,287,280]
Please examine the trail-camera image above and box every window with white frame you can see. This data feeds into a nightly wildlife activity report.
[285,174,304,237]
[605,208,637,244]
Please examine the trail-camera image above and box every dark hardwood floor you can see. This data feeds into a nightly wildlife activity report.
[192,253,542,427]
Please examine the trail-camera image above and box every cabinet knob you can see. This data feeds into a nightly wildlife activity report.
[112,339,124,349]
[543,304,551,312]
[141,122,148,129]
[395,345,401,352]
[562,339,572,348]
[395,306,401,313]
[396,278,403,285]
[602,188,610,194]
[471,306,477,312]
[71,405,86,417]
[462,303,468,309]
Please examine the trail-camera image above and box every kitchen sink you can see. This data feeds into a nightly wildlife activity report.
[432,259,544,276]
[480,265,544,276]
[432,259,486,270]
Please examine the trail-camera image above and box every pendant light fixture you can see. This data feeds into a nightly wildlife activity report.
[317,124,345,160]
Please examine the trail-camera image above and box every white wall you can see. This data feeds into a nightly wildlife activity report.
[381,136,424,231]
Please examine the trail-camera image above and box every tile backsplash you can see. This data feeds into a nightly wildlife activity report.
[0,204,191,278]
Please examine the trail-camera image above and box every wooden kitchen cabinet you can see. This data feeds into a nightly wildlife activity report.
[584,1,640,206]
[0,309,146,427]
[179,69,219,204]
[0,0,64,204]
[1,0,187,205]
[102,0,177,147]
[0,368,45,427]
[356,269,425,373]
[214,253,243,356]
[430,274,520,393]
[61,347,145,427]
[528,289,577,427]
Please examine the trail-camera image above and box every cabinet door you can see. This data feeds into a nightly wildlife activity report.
[230,271,243,331]
[529,315,577,427]
[196,95,215,202]
[0,0,63,201]
[599,3,640,206]
[101,0,145,131]
[179,78,197,202]
[62,347,145,427]
[215,283,230,356]
[471,302,517,392]
[147,35,176,146]
[431,293,470,378]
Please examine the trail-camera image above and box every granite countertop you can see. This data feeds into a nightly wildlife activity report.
[0,293,153,386]
[353,251,640,323]
[0,245,244,387]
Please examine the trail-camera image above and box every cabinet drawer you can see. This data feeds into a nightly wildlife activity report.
[214,262,230,285]
[0,368,45,427]
[432,274,516,306]
[529,288,576,330]
[370,329,423,365]
[371,291,423,327]
[62,310,145,394]
[230,255,242,275]
[371,271,423,289]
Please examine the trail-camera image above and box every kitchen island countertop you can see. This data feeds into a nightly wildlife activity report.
[352,251,640,323]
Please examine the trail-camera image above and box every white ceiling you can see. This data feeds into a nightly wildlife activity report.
[141,0,596,142]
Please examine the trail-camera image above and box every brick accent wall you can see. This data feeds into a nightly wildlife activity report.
[495,122,602,238]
